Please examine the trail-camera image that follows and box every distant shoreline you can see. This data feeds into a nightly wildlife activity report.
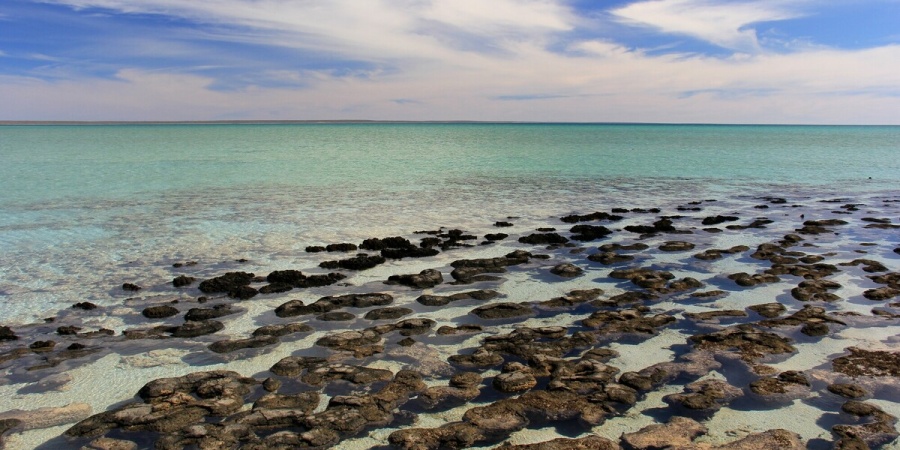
[0,120,894,127]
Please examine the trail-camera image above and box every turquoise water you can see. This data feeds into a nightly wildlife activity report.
[1,124,899,450]
[0,123,898,324]
[2,124,898,204]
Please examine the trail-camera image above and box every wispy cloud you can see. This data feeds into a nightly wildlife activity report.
[610,0,808,53]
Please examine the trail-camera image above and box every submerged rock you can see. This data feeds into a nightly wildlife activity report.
[184,304,237,322]
[198,272,254,294]
[470,302,534,320]
[0,326,19,341]
[0,403,92,431]
[664,378,742,412]
[832,347,900,377]
[389,390,605,450]
[833,401,899,449]
[142,305,179,319]
[170,320,224,338]
[659,241,695,252]
[518,232,569,245]
[583,308,675,335]
[491,435,621,450]
[417,290,500,306]
[208,335,278,354]
[550,263,583,278]
[828,383,868,399]
[365,307,414,320]
[539,288,603,307]
[253,323,313,337]
[689,325,795,362]
[319,253,386,271]
[621,416,707,449]
[386,269,444,289]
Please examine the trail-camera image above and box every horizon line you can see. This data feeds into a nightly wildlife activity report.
[1,120,897,126]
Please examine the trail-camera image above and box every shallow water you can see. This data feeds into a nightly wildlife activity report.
[0,124,898,449]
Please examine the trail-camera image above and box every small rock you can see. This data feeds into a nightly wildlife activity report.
[471,302,534,320]
[172,275,196,288]
[828,383,868,399]
[621,416,707,449]
[141,305,179,319]
[659,241,695,252]
[208,335,278,354]
[550,263,583,278]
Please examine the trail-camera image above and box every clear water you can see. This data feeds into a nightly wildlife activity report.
[1,123,899,449]
[1,123,898,325]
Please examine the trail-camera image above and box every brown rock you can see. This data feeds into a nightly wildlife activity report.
[833,347,900,377]
[491,435,621,450]
[471,302,534,320]
[621,416,707,449]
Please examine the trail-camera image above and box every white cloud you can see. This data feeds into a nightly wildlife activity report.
[610,0,808,53]
[38,0,575,63]
[3,42,899,124]
[7,0,899,124]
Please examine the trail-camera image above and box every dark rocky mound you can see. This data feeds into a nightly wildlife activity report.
[122,283,142,292]
[518,232,569,245]
[252,323,312,338]
[828,383,868,399]
[72,302,98,310]
[470,302,534,320]
[701,215,739,225]
[365,307,414,320]
[172,275,196,288]
[198,272,255,294]
[560,211,623,223]
[275,293,393,318]
[539,288,603,307]
[319,253,386,271]
[417,290,500,306]
[569,224,613,241]
[689,325,796,362]
[450,250,532,283]
[208,335,278,354]
[386,269,444,289]
[325,243,358,252]
[693,245,749,261]
[381,247,440,259]
[659,241,695,252]
[833,347,900,377]
[265,270,346,288]
[663,379,742,412]
[169,320,225,338]
[550,263,583,278]
[317,311,356,321]
[624,218,677,234]
[141,305,179,319]
[0,326,18,341]
[583,307,675,335]
[389,390,606,449]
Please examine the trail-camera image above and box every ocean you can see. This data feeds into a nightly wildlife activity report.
[0,123,898,449]
[2,123,897,324]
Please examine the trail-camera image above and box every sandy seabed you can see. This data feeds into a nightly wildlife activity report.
[0,192,898,450]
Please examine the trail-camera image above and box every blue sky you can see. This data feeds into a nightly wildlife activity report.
[1,0,898,123]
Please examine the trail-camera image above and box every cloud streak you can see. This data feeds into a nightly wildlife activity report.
[610,0,808,53]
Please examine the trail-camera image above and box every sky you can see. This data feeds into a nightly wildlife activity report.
[1,0,899,123]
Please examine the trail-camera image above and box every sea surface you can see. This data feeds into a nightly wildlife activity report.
[0,123,898,449]
[2,123,898,325]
